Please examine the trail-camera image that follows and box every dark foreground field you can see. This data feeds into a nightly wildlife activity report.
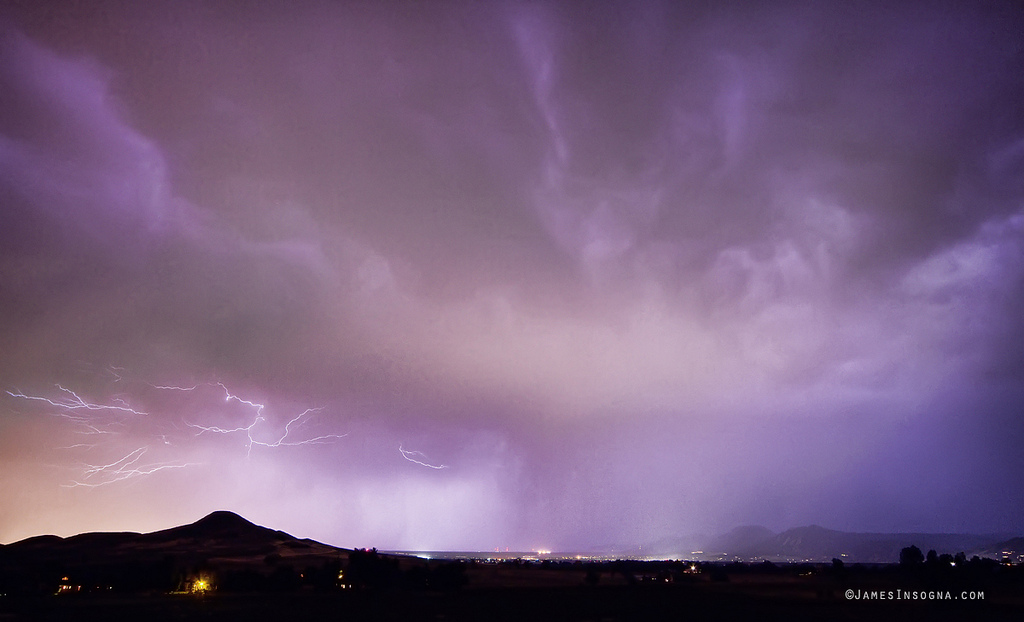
[2,577,1021,622]
[3,513,1020,620]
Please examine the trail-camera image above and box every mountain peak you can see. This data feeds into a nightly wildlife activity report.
[193,510,255,529]
[782,524,837,535]
[145,510,270,542]
[709,525,775,553]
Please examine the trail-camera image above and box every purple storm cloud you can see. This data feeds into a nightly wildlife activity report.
[1,1,1023,551]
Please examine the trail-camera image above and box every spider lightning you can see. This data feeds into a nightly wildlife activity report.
[5,374,347,489]
[6,386,147,416]
[184,383,346,456]
[65,446,196,488]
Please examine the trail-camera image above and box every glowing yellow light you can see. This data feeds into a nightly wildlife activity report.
[190,578,211,594]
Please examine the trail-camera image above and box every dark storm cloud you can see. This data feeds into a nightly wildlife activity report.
[1,1,1023,548]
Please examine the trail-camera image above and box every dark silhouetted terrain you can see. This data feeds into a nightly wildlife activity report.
[644,525,1016,563]
[2,512,1022,621]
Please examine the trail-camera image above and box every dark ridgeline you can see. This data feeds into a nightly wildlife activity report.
[155,509,268,539]
[1,514,1022,621]
[645,525,1016,563]
[0,511,471,598]
[0,510,348,595]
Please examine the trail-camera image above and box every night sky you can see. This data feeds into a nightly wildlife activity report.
[2,1,1023,551]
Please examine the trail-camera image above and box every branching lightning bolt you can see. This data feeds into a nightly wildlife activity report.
[5,383,190,485]
[184,383,346,456]
[6,386,144,436]
[7,385,147,416]
[148,383,200,391]
[399,444,448,470]
[65,447,197,488]
[6,374,347,488]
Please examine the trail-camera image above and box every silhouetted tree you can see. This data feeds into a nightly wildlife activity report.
[900,545,924,567]
[347,548,399,589]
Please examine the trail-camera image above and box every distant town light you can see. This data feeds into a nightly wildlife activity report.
[191,578,211,594]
